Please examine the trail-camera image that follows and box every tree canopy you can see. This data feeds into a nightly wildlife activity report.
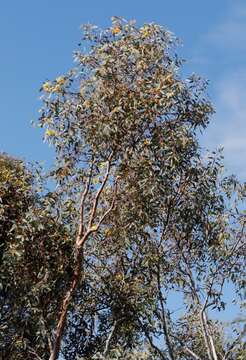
[0,18,245,360]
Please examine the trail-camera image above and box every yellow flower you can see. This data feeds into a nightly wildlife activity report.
[52,84,62,93]
[56,76,65,85]
[98,161,107,170]
[104,228,112,237]
[140,26,150,38]
[43,82,52,92]
[83,100,91,108]
[112,26,121,35]
[143,139,150,146]
[91,224,98,231]
[45,129,57,137]
[115,273,123,281]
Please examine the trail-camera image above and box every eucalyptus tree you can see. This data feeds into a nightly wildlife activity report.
[38,17,212,359]
[38,17,245,359]
[1,17,245,360]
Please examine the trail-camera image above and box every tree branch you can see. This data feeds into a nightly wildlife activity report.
[179,250,215,360]
[103,320,118,356]
[88,154,113,229]
[183,346,202,360]
[138,319,168,360]
[76,163,94,242]
[170,334,202,360]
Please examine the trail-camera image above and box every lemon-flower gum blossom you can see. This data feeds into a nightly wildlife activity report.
[111,26,121,35]
[56,76,66,85]
[52,84,62,93]
[143,139,151,146]
[45,129,57,137]
[42,82,52,92]
[42,77,65,93]
[140,25,151,38]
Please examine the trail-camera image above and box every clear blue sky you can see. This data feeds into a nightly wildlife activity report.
[1,0,246,178]
[0,0,245,325]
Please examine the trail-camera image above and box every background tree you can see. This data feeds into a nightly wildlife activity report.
[0,153,36,359]
[0,155,75,359]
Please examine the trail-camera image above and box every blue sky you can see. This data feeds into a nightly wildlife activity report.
[0,0,246,179]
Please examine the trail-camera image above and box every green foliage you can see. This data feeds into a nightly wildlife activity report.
[0,155,75,359]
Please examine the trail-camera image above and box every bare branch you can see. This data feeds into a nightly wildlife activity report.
[183,347,202,360]
[103,320,118,356]
[170,334,202,360]
[88,154,113,229]
[97,180,118,227]
[76,162,94,242]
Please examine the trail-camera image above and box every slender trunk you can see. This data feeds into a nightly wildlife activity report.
[199,311,214,360]
[161,308,175,360]
[49,258,81,360]
[202,311,218,360]
[180,252,217,360]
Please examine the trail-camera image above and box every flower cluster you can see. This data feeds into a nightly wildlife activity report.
[42,76,66,93]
